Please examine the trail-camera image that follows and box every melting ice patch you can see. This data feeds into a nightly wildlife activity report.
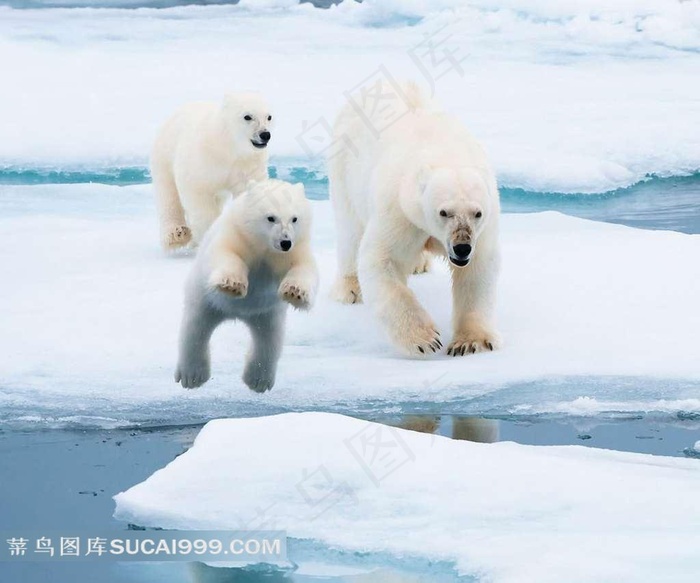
[1,190,699,425]
[114,412,700,583]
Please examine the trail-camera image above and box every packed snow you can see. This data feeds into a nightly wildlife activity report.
[114,412,700,583]
[0,0,699,192]
[1,185,699,425]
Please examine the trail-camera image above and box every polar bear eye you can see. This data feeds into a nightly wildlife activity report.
[244,115,253,121]
[267,216,276,223]
[439,210,448,218]
[475,211,483,218]
[267,115,272,121]
[292,217,298,223]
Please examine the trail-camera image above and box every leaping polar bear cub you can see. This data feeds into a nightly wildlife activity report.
[329,81,501,357]
[175,179,318,393]
[151,92,273,250]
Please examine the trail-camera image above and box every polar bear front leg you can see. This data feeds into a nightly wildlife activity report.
[278,244,319,311]
[175,301,222,389]
[208,250,249,298]
[358,219,442,356]
[242,307,286,393]
[448,251,501,356]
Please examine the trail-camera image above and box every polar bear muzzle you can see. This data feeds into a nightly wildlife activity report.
[449,242,472,267]
[251,131,272,149]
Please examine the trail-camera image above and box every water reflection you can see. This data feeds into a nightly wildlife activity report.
[397,415,499,443]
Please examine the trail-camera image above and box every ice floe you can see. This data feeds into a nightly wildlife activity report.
[114,412,700,582]
[1,189,698,424]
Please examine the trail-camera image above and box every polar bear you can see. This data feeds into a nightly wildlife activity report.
[175,179,318,392]
[151,92,273,250]
[329,81,501,357]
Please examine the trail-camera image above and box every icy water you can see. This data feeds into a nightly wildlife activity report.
[2,163,698,233]
[1,415,698,583]
[1,162,699,581]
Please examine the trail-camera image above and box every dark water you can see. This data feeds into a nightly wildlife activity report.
[0,415,697,583]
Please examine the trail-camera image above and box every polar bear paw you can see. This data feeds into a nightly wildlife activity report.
[279,281,312,310]
[174,355,211,389]
[242,361,276,393]
[412,251,432,275]
[331,275,363,304]
[163,225,192,250]
[395,320,442,357]
[210,272,248,298]
[447,329,501,356]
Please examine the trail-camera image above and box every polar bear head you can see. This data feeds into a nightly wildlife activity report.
[419,167,493,268]
[239,179,311,254]
[222,92,274,154]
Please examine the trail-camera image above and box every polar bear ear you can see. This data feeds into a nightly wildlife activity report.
[292,182,306,197]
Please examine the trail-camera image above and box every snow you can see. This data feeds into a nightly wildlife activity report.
[1,186,699,425]
[113,412,700,583]
[0,1,699,192]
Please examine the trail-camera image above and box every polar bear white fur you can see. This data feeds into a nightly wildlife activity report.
[175,179,318,392]
[329,81,501,357]
[152,93,273,249]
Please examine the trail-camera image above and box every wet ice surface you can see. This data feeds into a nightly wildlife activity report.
[1,184,699,429]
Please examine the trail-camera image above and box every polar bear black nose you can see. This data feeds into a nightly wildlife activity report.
[259,131,271,143]
[280,240,292,251]
[453,243,472,258]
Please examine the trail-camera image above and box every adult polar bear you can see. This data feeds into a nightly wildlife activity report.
[330,81,501,357]
[152,93,273,249]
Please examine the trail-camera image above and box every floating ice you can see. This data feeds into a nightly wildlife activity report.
[1,190,699,425]
[114,412,700,583]
[0,1,698,192]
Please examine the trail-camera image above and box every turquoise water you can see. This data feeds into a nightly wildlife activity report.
[2,163,698,233]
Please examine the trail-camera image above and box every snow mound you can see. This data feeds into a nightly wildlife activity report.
[114,412,700,583]
[1,192,699,424]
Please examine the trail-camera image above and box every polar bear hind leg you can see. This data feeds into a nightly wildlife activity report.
[242,307,286,393]
[412,250,432,275]
[330,180,365,304]
[153,164,191,250]
[175,302,222,389]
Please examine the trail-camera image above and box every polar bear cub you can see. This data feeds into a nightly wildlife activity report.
[175,179,318,392]
[329,81,501,357]
[152,92,273,250]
